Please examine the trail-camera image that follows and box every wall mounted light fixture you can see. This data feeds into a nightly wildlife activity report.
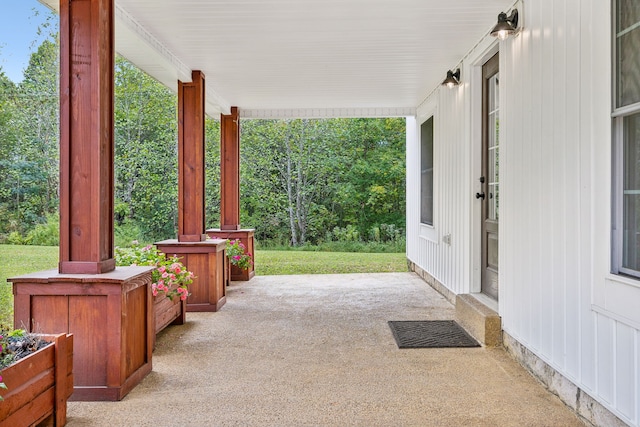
[490,9,519,40]
[442,69,460,88]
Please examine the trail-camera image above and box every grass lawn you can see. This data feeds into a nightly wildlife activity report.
[255,250,407,275]
[0,245,59,327]
[0,244,408,326]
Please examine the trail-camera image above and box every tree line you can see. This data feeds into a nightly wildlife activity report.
[0,29,406,249]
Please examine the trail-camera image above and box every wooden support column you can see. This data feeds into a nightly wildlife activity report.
[10,0,154,401]
[209,106,255,281]
[178,71,207,242]
[59,0,115,274]
[220,106,240,230]
[156,71,227,311]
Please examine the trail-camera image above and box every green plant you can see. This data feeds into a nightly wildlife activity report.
[114,220,142,248]
[226,239,253,270]
[115,242,193,300]
[0,328,52,400]
[6,232,23,245]
[25,214,59,246]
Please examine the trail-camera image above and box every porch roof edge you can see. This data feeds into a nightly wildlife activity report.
[239,107,416,120]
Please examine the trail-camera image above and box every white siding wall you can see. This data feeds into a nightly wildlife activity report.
[406,0,640,425]
[408,87,471,295]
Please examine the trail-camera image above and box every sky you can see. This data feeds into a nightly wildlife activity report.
[0,0,54,83]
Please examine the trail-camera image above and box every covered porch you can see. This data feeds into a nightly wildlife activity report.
[10,0,634,424]
[64,273,583,426]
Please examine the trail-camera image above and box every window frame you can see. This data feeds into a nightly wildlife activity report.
[420,115,435,227]
[611,0,640,278]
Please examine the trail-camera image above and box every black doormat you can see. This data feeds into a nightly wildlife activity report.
[388,320,480,348]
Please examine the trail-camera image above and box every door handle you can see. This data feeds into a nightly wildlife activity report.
[475,192,485,200]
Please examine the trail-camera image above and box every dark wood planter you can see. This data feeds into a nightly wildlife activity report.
[0,333,73,427]
[229,263,253,281]
[206,229,255,281]
[155,239,227,312]
[10,266,154,401]
[153,282,186,348]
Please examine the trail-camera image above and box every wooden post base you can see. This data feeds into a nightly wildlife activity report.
[206,229,256,281]
[10,267,154,401]
[155,239,227,312]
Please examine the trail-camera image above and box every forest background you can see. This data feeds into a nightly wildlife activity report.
[0,16,406,252]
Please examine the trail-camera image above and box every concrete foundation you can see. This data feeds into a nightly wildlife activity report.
[455,294,502,347]
[504,333,629,427]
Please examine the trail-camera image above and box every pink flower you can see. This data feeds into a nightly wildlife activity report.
[162,272,169,279]
[171,263,182,273]
[180,294,188,301]
[158,266,166,274]
[152,288,158,297]
[233,255,241,261]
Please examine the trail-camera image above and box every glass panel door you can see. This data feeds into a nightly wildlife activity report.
[481,53,499,300]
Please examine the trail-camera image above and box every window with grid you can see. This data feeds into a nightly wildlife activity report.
[613,0,640,276]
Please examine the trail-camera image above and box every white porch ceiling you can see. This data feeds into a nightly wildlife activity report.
[43,0,514,117]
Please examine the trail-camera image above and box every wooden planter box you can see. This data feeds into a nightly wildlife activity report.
[153,283,186,347]
[10,267,154,401]
[206,229,255,281]
[230,263,252,282]
[0,333,73,427]
[155,239,227,312]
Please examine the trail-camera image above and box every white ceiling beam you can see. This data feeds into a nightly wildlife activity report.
[240,107,416,120]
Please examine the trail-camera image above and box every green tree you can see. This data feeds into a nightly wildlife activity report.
[205,117,221,228]
[15,37,60,219]
[0,70,19,236]
[239,117,405,246]
[332,118,406,236]
[241,119,340,246]
[0,26,60,237]
[114,57,178,242]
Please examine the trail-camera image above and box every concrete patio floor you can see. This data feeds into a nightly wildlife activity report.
[66,272,586,426]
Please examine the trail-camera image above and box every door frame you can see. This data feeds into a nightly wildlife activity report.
[467,41,499,296]
[480,52,500,299]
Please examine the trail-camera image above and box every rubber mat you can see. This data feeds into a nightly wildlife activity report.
[388,320,480,348]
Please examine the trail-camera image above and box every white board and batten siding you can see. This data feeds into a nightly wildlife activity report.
[406,1,640,425]
[408,82,472,297]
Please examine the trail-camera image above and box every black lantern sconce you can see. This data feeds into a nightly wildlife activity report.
[441,69,460,88]
[490,9,519,40]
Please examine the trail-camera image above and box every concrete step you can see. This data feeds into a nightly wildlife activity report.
[456,293,502,347]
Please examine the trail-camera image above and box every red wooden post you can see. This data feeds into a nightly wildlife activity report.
[156,71,227,311]
[178,71,207,242]
[212,106,256,281]
[220,106,241,230]
[10,0,154,401]
[59,0,115,274]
